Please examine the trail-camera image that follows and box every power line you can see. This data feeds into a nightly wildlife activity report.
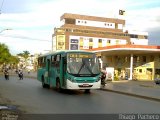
[1,34,52,42]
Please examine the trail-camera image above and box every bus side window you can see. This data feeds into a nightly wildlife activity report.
[56,54,61,66]
[51,55,61,67]
[51,55,56,66]
[38,57,46,68]
[42,57,46,67]
[38,58,41,68]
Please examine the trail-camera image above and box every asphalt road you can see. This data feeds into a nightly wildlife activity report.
[0,75,160,114]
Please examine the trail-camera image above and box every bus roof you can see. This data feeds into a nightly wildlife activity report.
[39,50,94,57]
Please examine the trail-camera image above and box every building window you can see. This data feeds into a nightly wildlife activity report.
[144,36,148,39]
[65,18,75,24]
[130,34,138,38]
[98,39,102,43]
[89,38,93,42]
[107,40,111,43]
[134,56,140,63]
[115,23,118,29]
[139,69,142,73]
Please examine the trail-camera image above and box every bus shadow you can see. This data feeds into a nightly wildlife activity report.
[51,88,92,95]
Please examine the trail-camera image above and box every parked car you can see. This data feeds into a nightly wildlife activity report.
[154,78,160,84]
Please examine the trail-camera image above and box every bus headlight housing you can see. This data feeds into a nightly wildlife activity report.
[68,77,77,83]
[95,77,101,82]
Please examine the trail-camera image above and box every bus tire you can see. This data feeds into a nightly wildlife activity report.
[56,79,61,92]
[84,89,90,93]
[42,76,47,88]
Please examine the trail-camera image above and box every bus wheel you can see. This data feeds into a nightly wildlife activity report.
[42,77,47,88]
[56,80,61,92]
[84,89,90,93]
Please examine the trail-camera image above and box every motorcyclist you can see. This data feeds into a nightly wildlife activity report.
[101,69,107,86]
[4,68,9,80]
[18,69,23,80]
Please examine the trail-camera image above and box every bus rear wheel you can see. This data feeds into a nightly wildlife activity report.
[56,80,61,92]
[42,77,47,88]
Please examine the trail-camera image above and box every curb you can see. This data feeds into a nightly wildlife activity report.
[100,88,160,102]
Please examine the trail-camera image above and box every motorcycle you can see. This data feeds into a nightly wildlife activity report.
[4,70,9,80]
[18,70,23,80]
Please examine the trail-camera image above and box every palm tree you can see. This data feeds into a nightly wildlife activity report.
[22,50,30,60]
[17,50,30,68]
[17,51,30,60]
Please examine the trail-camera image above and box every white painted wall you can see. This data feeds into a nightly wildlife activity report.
[76,19,117,29]
[93,39,99,48]
[52,36,56,51]
[130,38,148,45]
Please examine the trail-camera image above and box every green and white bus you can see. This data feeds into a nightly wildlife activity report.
[37,50,101,93]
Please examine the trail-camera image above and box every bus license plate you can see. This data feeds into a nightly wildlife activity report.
[82,84,89,87]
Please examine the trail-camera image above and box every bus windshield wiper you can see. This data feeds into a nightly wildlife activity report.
[77,61,85,74]
[77,59,93,75]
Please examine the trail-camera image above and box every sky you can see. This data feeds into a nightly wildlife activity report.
[0,0,160,55]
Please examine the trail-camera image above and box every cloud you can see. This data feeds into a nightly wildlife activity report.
[0,0,160,54]
[148,27,160,45]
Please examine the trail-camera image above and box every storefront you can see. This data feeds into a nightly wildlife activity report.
[89,45,160,81]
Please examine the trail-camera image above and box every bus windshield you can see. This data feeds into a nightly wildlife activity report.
[67,53,100,77]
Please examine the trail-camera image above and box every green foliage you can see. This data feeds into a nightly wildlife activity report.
[0,43,11,64]
[0,43,19,65]
[17,50,30,60]
[9,55,19,64]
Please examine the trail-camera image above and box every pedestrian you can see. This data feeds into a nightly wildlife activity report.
[18,69,23,80]
[4,68,9,80]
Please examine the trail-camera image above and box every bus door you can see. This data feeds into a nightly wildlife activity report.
[61,55,66,87]
[46,59,51,84]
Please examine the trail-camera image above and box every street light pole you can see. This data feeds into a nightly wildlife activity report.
[0,28,12,33]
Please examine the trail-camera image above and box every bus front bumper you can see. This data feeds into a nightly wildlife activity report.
[66,79,101,89]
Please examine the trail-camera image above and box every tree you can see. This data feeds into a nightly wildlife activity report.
[0,43,11,64]
[17,50,30,60]
[8,55,20,69]
[0,43,20,70]
[17,51,30,68]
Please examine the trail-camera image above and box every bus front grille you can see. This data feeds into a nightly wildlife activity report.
[76,80,94,83]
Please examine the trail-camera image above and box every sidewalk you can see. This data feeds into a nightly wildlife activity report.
[101,80,160,102]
